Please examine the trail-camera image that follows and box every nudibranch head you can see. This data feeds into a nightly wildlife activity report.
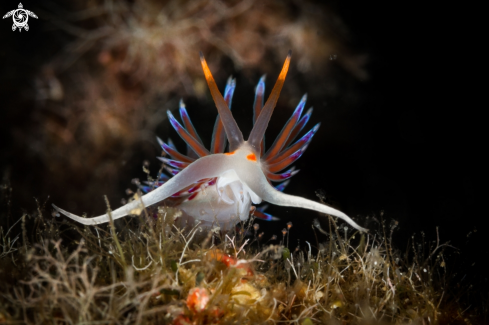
[53,51,368,233]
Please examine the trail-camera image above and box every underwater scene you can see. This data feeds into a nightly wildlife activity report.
[0,0,485,324]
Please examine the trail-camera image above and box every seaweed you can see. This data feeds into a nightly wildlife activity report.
[0,182,483,324]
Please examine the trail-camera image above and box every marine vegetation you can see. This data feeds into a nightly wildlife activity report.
[0,190,480,324]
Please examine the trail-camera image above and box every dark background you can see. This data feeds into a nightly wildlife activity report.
[0,0,483,288]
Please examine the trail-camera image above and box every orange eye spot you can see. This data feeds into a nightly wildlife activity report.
[247,153,257,162]
[224,151,236,156]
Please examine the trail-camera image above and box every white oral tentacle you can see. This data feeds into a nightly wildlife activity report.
[53,154,240,225]
[234,160,369,233]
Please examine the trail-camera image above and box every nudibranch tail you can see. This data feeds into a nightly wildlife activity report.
[200,52,244,152]
[248,50,291,155]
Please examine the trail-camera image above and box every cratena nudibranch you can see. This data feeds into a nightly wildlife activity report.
[53,51,368,233]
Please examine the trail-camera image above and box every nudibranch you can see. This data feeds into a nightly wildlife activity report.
[53,51,368,233]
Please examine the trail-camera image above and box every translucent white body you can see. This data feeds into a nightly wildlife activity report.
[175,169,258,231]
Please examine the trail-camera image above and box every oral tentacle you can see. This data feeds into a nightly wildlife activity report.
[236,165,368,232]
[53,154,237,225]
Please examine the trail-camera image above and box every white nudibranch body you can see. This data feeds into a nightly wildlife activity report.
[53,51,368,233]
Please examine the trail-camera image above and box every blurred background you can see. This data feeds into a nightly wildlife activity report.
[0,0,483,288]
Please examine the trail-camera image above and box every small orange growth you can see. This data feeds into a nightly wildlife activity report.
[224,151,236,156]
[186,287,210,313]
[207,249,254,277]
[246,153,257,162]
[207,249,235,267]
